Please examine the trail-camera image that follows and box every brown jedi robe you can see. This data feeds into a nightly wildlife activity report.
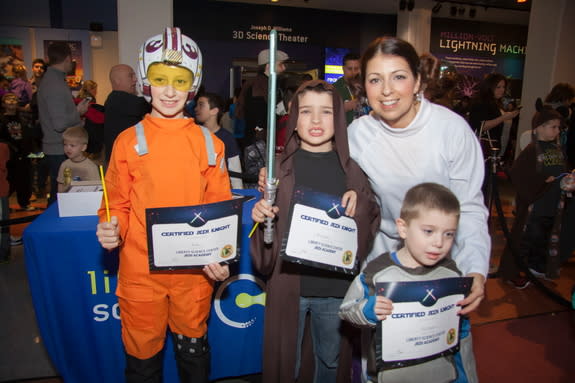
[250,80,380,383]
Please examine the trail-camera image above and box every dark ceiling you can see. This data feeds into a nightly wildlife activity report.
[215,0,531,15]
[437,0,531,12]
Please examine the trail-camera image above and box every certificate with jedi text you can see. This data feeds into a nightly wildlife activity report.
[146,198,243,270]
[282,187,358,274]
[375,277,472,370]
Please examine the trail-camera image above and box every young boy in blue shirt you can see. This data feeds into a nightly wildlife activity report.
[339,182,478,383]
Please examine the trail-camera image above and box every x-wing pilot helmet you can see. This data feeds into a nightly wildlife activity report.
[138,27,203,102]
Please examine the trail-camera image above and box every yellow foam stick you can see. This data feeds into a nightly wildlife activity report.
[99,165,110,222]
[235,292,266,308]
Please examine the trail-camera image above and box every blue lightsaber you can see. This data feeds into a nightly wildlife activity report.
[264,29,278,244]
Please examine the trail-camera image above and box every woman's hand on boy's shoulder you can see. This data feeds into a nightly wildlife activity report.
[251,199,279,223]
[341,190,357,217]
[457,272,485,315]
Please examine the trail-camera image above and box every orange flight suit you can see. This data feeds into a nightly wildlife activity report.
[98,114,232,359]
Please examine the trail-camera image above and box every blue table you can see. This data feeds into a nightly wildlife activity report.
[23,190,264,382]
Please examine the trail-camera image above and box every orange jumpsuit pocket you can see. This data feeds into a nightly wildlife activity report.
[116,279,165,331]
[168,277,213,337]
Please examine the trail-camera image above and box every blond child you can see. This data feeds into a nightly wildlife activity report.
[56,126,99,192]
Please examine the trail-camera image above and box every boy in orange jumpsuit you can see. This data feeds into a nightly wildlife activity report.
[96,27,232,382]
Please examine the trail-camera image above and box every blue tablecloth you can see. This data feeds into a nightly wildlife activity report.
[23,189,264,382]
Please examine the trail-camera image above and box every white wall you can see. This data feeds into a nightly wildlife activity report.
[553,0,575,86]
[516,0,573,157]
[90,31,119,103]
[117,0,173,73]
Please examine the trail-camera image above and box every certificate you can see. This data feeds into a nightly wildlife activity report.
[145,198,244,270]
[281,187,358,274]
[375,277,472,370]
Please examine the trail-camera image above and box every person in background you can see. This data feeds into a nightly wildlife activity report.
[419,52,441,101]
[340,182,478,382]
[469,73,520,154]
[74,80,105,161]
[96,27,231,382]
[236,48,288,150]
[29,58,46,93]
[37,41,90,205]
[77,80,98,102]
[194,92,243,189]
[243,126,266,189]
[10,64,33,108]
[500,101,573,287]
[56,126,99,192]
[220,96,235,135]
[544,82,575,168]
[0,93,35,211]
[103,64,150,164]
[27,58,48,201]
[333,53,361,126]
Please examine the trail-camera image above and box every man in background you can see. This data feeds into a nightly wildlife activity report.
[38,42,89,205]
[103,64,150,164]
[236,48,288,151]
[29,58,46,93]
[333,53,360,126]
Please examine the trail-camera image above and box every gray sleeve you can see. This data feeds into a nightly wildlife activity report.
[40,78,81,133]
[339,274,376,328]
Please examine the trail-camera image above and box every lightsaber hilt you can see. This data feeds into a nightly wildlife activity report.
[263,177,278,244]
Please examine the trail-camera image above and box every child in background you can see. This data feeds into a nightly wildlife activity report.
[95,27,231,382]
[56,126,99,192]
[500,100,574,284]
[243,126,266,189]
[0,92,35,211]
[339,182,478,383]
[194,92,243,189]
[250,80,379,383]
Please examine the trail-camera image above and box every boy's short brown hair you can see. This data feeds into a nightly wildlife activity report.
[62,126,89,145]
[400,183,460,224]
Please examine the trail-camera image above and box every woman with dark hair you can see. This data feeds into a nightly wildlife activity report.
[419,52,440,101]
[469,73,520,153]
[350,36,488,313]
[545,82,575,108]
[347,36,486,381]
